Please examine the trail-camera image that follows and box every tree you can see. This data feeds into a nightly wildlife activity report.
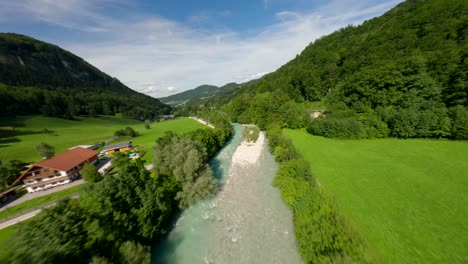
[119,241,151,264]
[0,160,27,187]
[81,162,101,182]
[35,142,54,159]
[124,127,137,137]
[449,106,468,139]
[153,136,217,208]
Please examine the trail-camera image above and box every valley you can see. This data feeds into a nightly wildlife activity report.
[0,0,467,263]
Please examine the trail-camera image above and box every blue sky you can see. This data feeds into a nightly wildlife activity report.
[0,0,403,98]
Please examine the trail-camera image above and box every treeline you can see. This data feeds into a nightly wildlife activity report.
[307,103,468,139]
[4,113,232,263]
[266,125,372,263]
[0,84,170,120]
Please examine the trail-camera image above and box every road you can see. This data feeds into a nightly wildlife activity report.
[190,116,215,128]
[0,208,42,229]
[0,180,85,211]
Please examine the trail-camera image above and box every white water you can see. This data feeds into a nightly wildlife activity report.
[152,124,302,264]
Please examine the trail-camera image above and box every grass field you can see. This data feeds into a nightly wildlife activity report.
[114,118,206,165]
[0,223,18,261]
[284,129,468,263]
[0,116,205,163]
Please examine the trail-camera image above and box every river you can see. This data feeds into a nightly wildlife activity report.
[152,124,302,264]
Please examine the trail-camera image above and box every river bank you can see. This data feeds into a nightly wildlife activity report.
[152,125,302,264]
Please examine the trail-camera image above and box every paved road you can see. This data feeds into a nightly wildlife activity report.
[0,180,85,211]
[0,209,42,229]
[190,116,215,128]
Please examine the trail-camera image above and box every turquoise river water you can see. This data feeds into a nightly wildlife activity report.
[152,124,302,264]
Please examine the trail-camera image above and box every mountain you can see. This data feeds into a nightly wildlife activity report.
[160,85,219,107]
[198,0,468,139]
[161,82,243,108]
[0,33,170,119]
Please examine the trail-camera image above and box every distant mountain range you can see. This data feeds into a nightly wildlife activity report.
[0,33,170,119]
[160,82,242,107]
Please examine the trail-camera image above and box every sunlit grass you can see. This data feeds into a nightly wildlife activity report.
[284,129,468,263]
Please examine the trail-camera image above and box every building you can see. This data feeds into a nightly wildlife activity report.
[68,143,103,151]
[160,114,175,121]
[101,141,132,156]
[12,147,98,193]
[0,188,17,205]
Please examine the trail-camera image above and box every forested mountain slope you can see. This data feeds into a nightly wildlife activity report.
[0,33,170,119]
[161,82,243,109]
[204,0,467,139]
[160,85,219,106]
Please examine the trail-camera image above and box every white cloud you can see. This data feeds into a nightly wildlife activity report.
[2,0,403,98]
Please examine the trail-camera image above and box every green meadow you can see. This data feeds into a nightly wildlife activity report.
[0,224,18,261]
[284,129,468,263]
[0,116,205,164]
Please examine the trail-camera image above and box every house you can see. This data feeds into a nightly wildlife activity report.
[0,188,17,205]
[101,141,132,156]
[159,115,175,121]
[12,147,98,193]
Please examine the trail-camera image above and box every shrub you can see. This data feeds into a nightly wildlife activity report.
[307,117,361,138]
[114,127,138,137]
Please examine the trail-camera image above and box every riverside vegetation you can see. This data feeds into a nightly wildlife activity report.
[1,112,232,263]
[266,125,371,263]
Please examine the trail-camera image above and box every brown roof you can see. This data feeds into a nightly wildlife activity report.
[37,147,98,172]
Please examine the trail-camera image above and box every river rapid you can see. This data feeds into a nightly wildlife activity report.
[152,124,302,264]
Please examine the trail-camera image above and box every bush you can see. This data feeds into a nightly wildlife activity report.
[35,142,55,158]
[114,127,138,137]
[81,162,101,182]
[307,117,361,138]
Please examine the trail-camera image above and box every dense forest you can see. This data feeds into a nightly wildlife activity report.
[0,33,170,120]
[184,0,468,139]
[4,114,232,264]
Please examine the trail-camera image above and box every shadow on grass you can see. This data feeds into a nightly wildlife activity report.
[0,137,21,148]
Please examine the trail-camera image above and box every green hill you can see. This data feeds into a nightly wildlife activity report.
[197,0,468,139]
[160,84,219,106]
[0,33,171,119]
[160,82,244,108]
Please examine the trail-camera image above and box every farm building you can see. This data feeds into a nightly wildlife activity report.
[160,115,175,121]
[101,141,132,155]
[12,147,98,193]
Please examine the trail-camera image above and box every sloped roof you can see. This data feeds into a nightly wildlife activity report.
[37,147,98,171]
[102,141,131,152]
